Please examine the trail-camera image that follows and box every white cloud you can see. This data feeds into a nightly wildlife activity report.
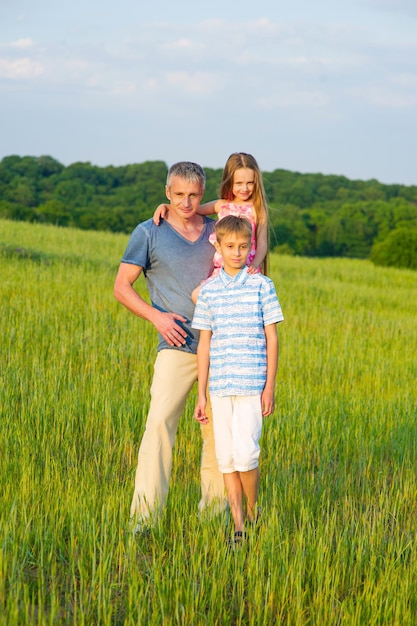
[1,4,416,184]
[1,17,413,113]
[165,70,222,95]
[361,0,417,16]
[350,83,417,108]
[163,38,196,51]
[255,88,330,110]
[9,38,34,49]
[0,57,44,79]
[144,78,159,92]
[110,81,136,96]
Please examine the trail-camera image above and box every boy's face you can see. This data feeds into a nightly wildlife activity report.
[214,232,251,277]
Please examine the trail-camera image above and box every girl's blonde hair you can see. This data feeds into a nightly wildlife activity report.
[219,152,269,274]
[219,152,268,228]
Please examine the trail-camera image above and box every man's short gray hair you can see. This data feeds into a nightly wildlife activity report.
[166,161,206,189]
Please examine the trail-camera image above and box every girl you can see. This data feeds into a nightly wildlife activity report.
[154,152,269,303]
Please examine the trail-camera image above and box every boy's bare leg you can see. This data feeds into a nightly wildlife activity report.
[239,467,260,522]
[223,472,244,533]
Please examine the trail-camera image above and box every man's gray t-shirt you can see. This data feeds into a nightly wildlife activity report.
[121,216,215,353]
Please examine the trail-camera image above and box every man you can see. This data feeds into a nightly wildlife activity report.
[114,161,224,529]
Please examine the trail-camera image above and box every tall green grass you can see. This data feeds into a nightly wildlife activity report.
[1,218,416,625]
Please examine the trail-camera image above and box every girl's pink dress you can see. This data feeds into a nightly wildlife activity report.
[206,202,257,281]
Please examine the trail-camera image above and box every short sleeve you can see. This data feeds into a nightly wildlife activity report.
[121,223,150,269]
[191,291,213,330]
[262,279,284,326]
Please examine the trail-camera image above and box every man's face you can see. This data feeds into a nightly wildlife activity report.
[165,175,204,220]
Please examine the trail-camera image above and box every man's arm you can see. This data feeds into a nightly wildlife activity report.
[194,329,212,424]
[261,323,279,416]
[114,262,188,348]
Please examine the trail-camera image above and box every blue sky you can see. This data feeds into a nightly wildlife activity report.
[1,0,416,185]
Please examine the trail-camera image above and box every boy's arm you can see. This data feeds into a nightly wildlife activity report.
[261,323,279,416]
[194,329,212,424]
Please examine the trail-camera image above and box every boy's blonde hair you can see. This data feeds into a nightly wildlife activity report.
[215,215,252,242]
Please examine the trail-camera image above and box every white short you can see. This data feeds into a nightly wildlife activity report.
[210,394,263,473]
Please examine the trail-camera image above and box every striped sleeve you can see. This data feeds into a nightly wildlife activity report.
[262,278,284,325]
[191,292,213,330]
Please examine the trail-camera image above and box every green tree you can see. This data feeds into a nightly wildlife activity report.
[35,200,72,226]
[1,155,417,256]
[370,228,417,270]
[269,204,311,255]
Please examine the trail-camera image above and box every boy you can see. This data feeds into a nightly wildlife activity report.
[192,215,284,545]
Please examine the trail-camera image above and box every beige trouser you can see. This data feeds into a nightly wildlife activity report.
[130,349,225,521]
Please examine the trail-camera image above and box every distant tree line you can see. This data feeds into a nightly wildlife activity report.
[1,155,416,269]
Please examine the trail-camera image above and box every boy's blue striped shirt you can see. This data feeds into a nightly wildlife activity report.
[192,267,284,397]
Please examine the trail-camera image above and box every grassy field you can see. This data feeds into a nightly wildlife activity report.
[1,218,416,625]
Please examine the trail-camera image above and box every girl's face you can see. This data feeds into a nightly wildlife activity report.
[232,167,255,202]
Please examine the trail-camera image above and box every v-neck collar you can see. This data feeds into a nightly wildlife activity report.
[163,216,206,245]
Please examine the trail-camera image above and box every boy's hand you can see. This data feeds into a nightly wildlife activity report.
[194,399,208,424]
[153,204,169,225]
[261,389,275,416]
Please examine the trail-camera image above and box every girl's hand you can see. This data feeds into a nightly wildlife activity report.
[153,204,169,225]
[247,263,260,274]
